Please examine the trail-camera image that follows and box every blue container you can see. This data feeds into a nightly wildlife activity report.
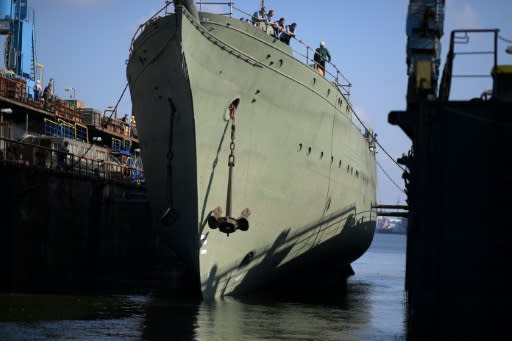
[0,0,12,20]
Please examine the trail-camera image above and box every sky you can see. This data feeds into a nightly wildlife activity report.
[8,0,511,205]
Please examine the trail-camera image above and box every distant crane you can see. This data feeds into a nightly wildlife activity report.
[404,0,445,110]
[0,0,40,98]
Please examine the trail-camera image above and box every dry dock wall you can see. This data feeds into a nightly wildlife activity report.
[0,164,158,293]
[392,100,512,340]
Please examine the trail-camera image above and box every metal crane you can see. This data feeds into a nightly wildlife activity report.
[405,0,445,110]
[0,0,39,97]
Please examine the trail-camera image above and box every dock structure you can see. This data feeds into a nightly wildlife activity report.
[391,24,512,340]
[0,71,139,154]
[0,70,174,294]
[373,204,409,218]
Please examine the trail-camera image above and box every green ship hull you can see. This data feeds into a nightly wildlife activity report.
[127,5,377,299]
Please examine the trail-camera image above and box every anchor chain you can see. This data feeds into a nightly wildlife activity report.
[226,109,236,218]
[207,102,251,236]
[160,98,178,226]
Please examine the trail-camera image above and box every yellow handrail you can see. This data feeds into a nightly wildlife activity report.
[74,122,89,143]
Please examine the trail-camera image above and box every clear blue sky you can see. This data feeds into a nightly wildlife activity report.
[15,0,512,205]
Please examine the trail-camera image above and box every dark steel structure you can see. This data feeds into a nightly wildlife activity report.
[390,2,512,339]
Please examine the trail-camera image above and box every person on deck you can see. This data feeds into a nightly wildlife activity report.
[265,9,276,35]
[42,79,54,110]
[33,80,42,102]
[267,9,275,23]
[252,5,267,27]
[279,22,297,45]
[271,17,286,39]
[314,41,331,76]
[57,141,69,170]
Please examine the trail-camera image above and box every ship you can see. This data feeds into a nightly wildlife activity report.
[127,0,377,299]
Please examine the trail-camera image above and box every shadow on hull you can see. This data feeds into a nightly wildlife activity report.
[201,207,376,299]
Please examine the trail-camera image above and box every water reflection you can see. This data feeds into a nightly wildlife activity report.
[0,294,147,340]
[0,284,381,341]
[142,297,199,341]
[0,294,146,322]
[0,234,406,340]
[195,287,373,341]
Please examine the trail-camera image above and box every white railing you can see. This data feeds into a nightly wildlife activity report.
[228,3,351,95]
[129,1,351,96]
[129,1,174,55]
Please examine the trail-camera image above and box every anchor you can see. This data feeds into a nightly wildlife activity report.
[208,206,251,236]
[207,100,250,236]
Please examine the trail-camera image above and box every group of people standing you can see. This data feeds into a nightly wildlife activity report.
[33,78,55,110]
[251,5,331,77]
[251,5,296,45]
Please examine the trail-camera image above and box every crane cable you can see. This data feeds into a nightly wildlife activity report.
[499,35,512,44]
[377,159,406,195]
[349,32,512,174]
[352,33,512,193]
[108,82,130,119]
[349,104,407,173]
[347,104,408,194]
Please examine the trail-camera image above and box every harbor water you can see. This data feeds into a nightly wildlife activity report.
[0,233,406,340]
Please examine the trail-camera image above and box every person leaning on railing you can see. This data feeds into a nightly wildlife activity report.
[271,17,286,39]
[267,9,275,24]
[279,22,297,45]
[265,9,276,35]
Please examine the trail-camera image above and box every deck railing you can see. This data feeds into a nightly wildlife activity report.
[229,3,352,96]
[129,1,175,55]
[129,1,352,96]
[0,137,144,185]
[0,72,137,142]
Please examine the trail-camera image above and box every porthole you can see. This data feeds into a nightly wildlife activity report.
[307,147,312,155]
[239,251,255,267]
[338,160,342,168]
[320,151,324,159]
[298,143,303,151]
